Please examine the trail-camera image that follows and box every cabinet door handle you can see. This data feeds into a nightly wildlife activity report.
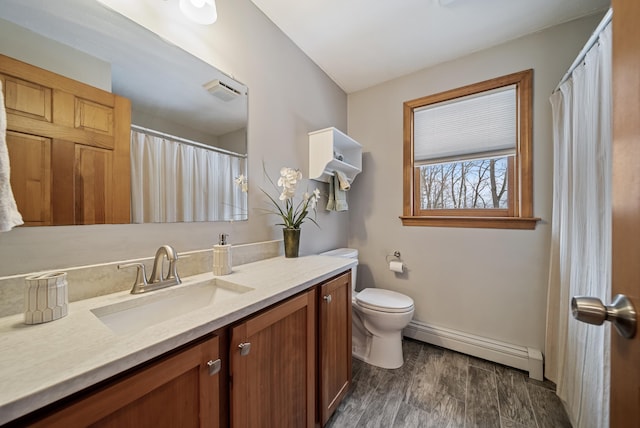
[207,359,221,376]
[238,342,251,356]
[323,295,332,303]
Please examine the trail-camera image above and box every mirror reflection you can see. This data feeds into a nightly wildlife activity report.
[0,0,248,224]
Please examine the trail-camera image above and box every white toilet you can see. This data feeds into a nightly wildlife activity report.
[321,248,415,369]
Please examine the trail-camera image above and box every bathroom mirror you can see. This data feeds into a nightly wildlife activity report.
[0,0,248,223]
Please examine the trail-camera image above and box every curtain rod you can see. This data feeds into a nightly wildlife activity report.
[130,124,247,159]
[554,8,612,93]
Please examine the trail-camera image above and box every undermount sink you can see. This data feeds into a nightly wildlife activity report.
[91,278,254,334]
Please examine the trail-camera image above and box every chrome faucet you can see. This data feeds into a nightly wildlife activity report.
[118,245,182,294]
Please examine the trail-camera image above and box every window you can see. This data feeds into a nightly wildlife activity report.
[401,69,538,229]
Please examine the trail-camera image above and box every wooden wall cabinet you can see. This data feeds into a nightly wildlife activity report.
[229,289,317,428]
[26,334,222,428]
[318,271,352,425]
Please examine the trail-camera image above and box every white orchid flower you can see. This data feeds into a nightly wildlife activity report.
[279,189,295,201]
[277,168,303,200]
[234,174,248,193]
[262,165,319,230]
[278,168,302,189]
[306,188,321,210]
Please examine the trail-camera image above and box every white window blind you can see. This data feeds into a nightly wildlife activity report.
[414,85,517,164]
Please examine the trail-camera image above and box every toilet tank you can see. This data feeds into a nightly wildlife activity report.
[320,248,358,290]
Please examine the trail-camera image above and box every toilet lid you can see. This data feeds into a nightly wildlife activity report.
[355,288,414,313]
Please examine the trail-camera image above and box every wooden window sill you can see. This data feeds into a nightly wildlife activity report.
[399,216,541,230]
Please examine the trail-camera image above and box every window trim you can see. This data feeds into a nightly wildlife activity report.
[401,69,539,229]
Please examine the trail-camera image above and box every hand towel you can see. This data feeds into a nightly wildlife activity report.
[334,173,348,211]
[335,170,350,191]
[326,172,336,211]
[0,81,24,232]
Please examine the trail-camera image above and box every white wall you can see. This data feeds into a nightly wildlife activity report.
[130,108,222,149]
[218,128,247,154]
[0,0,348,276]
[0,18,111,91]
[347,14,603,352]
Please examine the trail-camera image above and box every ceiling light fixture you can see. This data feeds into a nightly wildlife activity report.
[179,0,218,25]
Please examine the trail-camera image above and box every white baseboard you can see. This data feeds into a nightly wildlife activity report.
[403,320,544,381]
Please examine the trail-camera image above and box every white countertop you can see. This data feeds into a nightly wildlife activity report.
[0,255,355,425]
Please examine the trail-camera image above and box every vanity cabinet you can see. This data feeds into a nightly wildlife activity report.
[25,334,222,428]
[229,270,352,427]
[318,271,352,425]
[229,288,317,428]
[8,268,353,427]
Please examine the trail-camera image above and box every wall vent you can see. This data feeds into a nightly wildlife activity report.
[203,79,241,102]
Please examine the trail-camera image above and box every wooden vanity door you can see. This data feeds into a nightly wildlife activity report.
[0,54,131,225]
[318,271,352,425]
[27,334,221,428]
[229,289,317,428]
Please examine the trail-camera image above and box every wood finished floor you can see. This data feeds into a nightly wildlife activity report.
[326,338,572,428]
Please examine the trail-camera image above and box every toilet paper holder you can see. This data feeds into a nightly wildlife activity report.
[385,251,405,273]
[385,251,401,262]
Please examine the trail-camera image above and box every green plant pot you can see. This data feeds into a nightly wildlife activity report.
[283,228,301,258]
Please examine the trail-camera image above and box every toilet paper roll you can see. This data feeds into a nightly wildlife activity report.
[389,261,404,273]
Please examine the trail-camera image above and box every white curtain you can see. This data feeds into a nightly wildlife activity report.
[130,130,247,223]
[546,22,612,428]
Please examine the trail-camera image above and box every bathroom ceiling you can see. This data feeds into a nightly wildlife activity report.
[250,0,610,93]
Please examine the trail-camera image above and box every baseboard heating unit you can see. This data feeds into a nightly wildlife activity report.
[403,320,543,380]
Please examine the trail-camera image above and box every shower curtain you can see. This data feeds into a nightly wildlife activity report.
[545,22,612,428]
[130,130,247,223]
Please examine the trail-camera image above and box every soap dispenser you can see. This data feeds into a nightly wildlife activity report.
[213,233,232,275]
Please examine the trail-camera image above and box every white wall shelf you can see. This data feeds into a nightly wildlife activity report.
[308,127,362,183]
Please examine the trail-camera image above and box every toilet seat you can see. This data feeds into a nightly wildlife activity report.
[355,288,414,313]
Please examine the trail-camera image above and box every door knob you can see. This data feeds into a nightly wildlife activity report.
[571,294,637,338]
[323,295,332,303]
